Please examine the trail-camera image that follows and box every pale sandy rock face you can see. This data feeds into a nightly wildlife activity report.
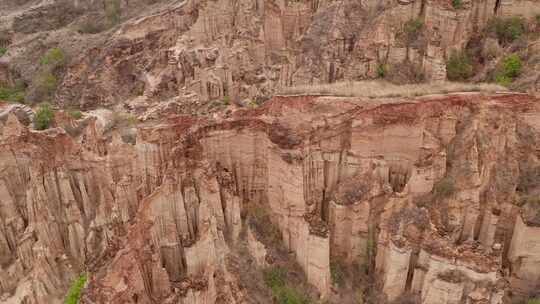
[508,215,540,294]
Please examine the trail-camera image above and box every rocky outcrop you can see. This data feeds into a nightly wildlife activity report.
[2,0,539,111]
[0,103,34,125]
[508,215,540,295]
[1,92,540,303]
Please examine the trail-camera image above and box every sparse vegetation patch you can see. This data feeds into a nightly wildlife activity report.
[0,84,26,103]
[330,260,346,287]
[68,110,83,119]
[246,204,282,246]
[377,63,388,78]
[78,21,105,34]
[446,50,474,81]
[36,72,59,96]
[404,18,424,43]
[263,267,311,304]
[40,48,66,68]
[494,54,522,86]
[105,0,122,26]
[222,95,230,105]
[31,47,67,101]
[34,103,55,130]
[64,273,87,304]
[104,112,138,132]
[487,17,526,44]
[452,0,463,9]
[433,177,455,198]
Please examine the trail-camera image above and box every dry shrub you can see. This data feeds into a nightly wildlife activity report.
[437,269,465,283]
[245,204,282,246]
[330,260,347,288]
[385,62,425,84]
[433,177,455,198]
[390,292,420,304]
[279,81,506,99]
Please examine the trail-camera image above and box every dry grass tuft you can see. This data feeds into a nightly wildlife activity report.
[278,81,508,99]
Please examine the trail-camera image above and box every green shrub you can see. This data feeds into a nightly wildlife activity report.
[434,177,455,198]
[488,17,526,44]
[494,74,512,86]
[222,95,230,105]
[64,274,87,304]
[501,54,522,78]
[68,110,83,119]
[106,0,121,26]
[446,50,474,81]
[377,63,388,78]
[0,85,25,103]
[40,48,66,68]
[263,267,310,304]
[274,286,310,304]
[37,72,58,95]
[264,267,287,289]
[452,0,463,9]
[404,18,423,43]
[34,103,55,130]
[494,54,522,86]
[0,47,6,57]
[527,299,540,304]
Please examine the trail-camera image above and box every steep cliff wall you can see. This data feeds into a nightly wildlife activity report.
[1,92,539,303]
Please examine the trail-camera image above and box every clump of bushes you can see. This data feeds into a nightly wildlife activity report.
[0,47,6,57]
[0,84,26,103]
[452,0,463,9]
[222,95,230,105]
[487,17,526,44]
[34,103,55,130]
[446,50,474,81]
[264,267,286,288]
[246,204,282,246]
[36,72,58,96]
[494,54,522,86]
[32,47,67,101]
[433,177,455,198]
[404,18,424,43]
[105,0,122,26]
[68,110,83,119]
[65,273,87,304]
[40,48,66,68]
[263,267,311,304]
